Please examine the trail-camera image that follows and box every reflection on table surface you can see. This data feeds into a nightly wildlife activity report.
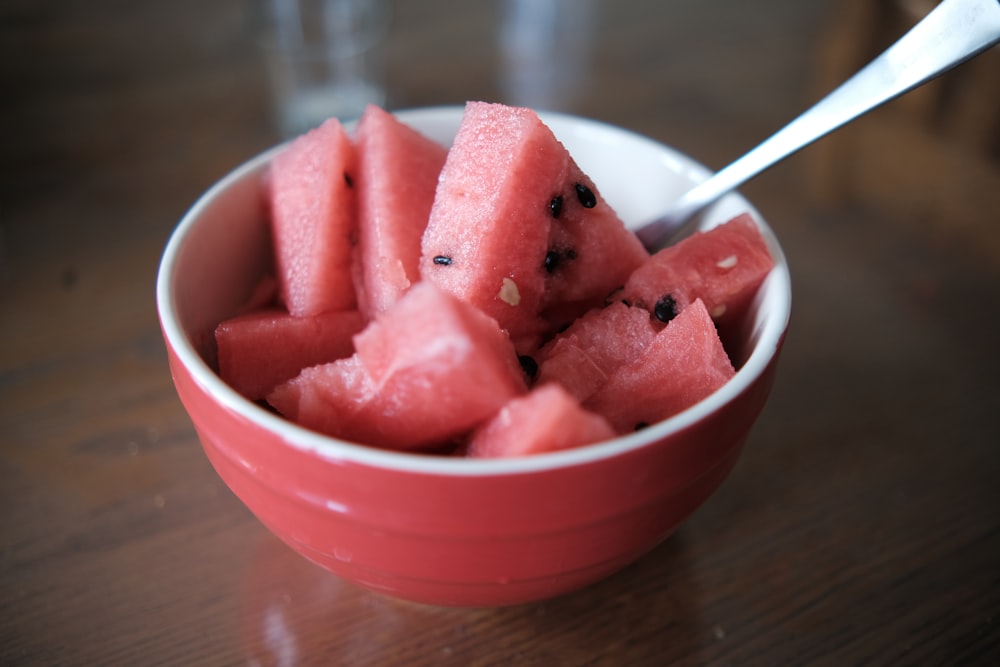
[2,0,998,664]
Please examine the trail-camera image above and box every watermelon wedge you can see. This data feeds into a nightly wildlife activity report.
[268,117,358,316]
[623,213,774,328]
[420,101,648,353]
[534,301,659,402]
[215,308,364,401]
[466,384,616,458]
[353,105,449,320]
[585,299,736,433]
[267,282,527,451]
[266,355,375,440]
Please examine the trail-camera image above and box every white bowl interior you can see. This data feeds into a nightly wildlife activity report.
[157,106,791,475]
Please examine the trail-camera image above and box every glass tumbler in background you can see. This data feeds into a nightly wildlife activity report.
[498,0,598,112]
[256,0,390,138]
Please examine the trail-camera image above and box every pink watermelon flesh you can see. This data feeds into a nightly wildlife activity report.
[267,282,527,451]
[267,355,376,442]
[530,342,606,404]
[585,299,736,433]
[540,171,649,328]
[269,117,358,316]
[353,105,448,320]
[420,101,648,354]
[534,301,659,402]
[215,308,364,401]
[623,213,774,330]
[466,383,616,458]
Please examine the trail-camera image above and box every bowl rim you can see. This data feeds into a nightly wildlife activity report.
[156,105,792,477]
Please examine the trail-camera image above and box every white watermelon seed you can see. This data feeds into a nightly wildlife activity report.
[499,277,521,306]
[716,255,738,270]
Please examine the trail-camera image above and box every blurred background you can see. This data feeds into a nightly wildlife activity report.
[3,0,997,284]
[2,0,999,663]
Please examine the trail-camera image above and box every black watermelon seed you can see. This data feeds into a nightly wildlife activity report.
[544,248,577,273]
[575,182,597,208]
[518,355,539,379]
[653,294,678,323]
[635,421,649,431]
[344,172,354,188]
[549,195,564,218]
[544,250,560,273]
[432,255,453,266]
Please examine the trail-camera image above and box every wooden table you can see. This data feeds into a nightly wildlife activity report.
[3,1,998,663]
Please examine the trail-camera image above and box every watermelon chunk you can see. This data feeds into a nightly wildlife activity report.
[585,299,736,433]
[539,174,650,327]
[269,117,358,316]
[623,213,774,329]
[466,384,616,458]
[420,101,648,353]
[266,355,376,442]
[534,301,659,402]
[215,308,364,401]
[267,282,527,451]
[353,105,449,320]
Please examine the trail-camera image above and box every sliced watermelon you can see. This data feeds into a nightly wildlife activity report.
[230,105,773,457]
[531,342,606,403]
[352,283,526,388]
[420,101,648,354]
[353,105,449,320]
[215,308,364,401]
[585,299,736,433]
[534,301,659,402]
[466,384,616,458]
[539,172,650,328]
[267,355,376,442]
[269,117,358,316]
[267,282,527,451]
[623,213,774,329]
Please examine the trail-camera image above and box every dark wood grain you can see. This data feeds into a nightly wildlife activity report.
[2,1,998,664]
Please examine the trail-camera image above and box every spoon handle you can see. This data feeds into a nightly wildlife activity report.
[638,0,1000,250]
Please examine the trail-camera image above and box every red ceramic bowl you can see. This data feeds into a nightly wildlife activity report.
[157,107,791,607]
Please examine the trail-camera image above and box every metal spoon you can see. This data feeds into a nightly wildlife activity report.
[636,0,1000,251]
